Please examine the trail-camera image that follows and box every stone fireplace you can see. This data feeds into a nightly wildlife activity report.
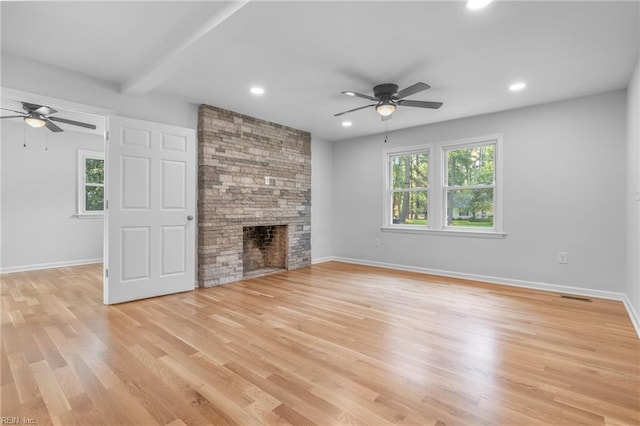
[243,225,287,278]
[197,105,311,287]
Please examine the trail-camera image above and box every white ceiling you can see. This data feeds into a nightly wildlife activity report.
[1,1,639,142]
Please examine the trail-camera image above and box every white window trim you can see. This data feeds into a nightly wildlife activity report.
[77,149,105,218]
[382,134,505,238]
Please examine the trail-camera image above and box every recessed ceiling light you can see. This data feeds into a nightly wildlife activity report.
[466,0,493,10]
[509,82,527,92]
[342,121,352,127]
[250,87,264,95]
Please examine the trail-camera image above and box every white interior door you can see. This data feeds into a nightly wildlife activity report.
[105,116,196,304]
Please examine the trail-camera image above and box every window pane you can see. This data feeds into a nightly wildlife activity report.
[392,191,428,225]
[446,188,493,227]
[85,186,104,211]
[446,144,494,186]
[391,152,428,189]
[85,158,104,184]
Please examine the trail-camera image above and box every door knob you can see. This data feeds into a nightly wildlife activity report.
[187,215,194,221]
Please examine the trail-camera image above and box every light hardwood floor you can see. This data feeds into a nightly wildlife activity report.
[1,261,638,425]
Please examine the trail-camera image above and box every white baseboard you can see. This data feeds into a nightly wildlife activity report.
[311,256,335,265]
[0,258,103,274]
[314,256,639,339]
[622,294,640,338]
[331,256,626,300]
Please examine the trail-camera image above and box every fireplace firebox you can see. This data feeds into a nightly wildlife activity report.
[242,225,287,278]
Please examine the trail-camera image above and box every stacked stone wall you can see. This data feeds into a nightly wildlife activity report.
[198,105,311,286]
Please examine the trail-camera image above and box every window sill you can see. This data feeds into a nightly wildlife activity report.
[74,213,104,219]
[381,226,507,239]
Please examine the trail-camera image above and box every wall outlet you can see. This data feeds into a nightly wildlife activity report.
[558,252,568,264]
[374,238,380,247]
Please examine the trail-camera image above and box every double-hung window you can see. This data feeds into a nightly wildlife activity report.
[444,143,496,229]
[383,134,503,237]
[77,150,105,216]
[388,150,430,226]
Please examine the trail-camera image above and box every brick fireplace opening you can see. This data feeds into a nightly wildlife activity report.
[243,225,287,278]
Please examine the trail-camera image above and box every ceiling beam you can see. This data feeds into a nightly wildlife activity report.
[120,0,250,96]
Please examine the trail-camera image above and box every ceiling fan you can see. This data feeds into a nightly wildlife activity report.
[334,82,443,120]
[0,102,97,132]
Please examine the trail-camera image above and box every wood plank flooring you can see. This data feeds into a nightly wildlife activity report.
[1,261,638,425]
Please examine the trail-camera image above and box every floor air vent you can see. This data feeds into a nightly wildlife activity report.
[561,294,592,302]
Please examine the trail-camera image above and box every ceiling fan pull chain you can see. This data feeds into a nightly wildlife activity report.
[23,123,27,148]
[45,130,48,151]
[384,120,388,143]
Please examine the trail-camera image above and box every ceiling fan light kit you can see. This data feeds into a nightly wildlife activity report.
[1,102,97,132]
[335,81,443,120]
[375,101,396,117]
[24,115,46,128]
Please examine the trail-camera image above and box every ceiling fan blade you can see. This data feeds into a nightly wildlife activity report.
[21,102,58,116]
[1,107,26,115]
[397,99,443,109]
[0,115,26,119]
[45,119,63,132]
[395,82,431,99]
[49,116,97,130]
[341,91,378,101]
[334,104,376,117]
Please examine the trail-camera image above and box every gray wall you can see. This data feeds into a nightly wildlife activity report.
[311,137,333,261]
[332,90,627,295]
[1,121,104,271]
[626,57,640,327]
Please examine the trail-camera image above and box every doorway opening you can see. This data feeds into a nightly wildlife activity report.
[0,88,110,300]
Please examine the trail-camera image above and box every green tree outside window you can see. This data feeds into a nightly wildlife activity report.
[84,157,104,212]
